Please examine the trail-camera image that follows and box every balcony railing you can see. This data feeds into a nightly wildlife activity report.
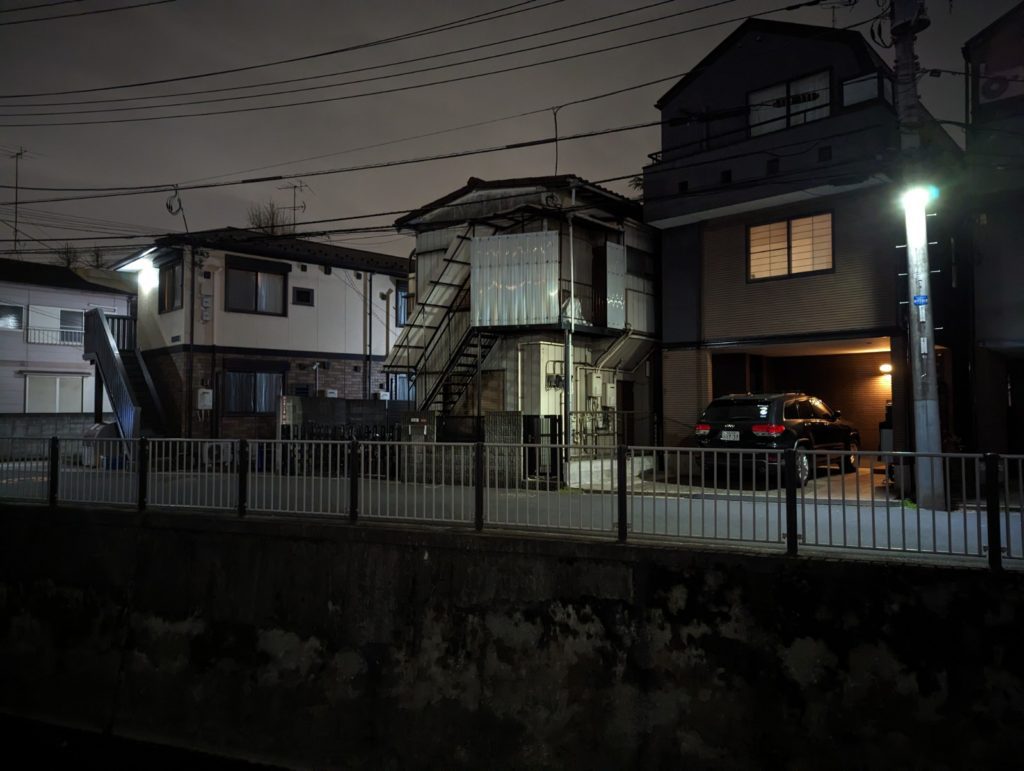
[26,326,85,346]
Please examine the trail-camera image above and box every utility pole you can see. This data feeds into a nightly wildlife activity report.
[892,0,945,509]
[10,147,25,257]
[277,180,309,229]
[563,184,576,466]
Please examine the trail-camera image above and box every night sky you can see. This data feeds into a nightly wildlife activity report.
[0,0,1017,260]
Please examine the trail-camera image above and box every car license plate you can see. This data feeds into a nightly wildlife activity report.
[720,430,740,441]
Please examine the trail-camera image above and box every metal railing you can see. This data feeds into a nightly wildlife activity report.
[26,327,85,346]
[0,437,51,502]
[247,439,351,516]
[57,437,138,506]
[83,309,141,439]
[148,438,239,511]
[3,438,1023,572]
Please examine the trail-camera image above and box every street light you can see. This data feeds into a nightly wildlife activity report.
[901,184,945,509]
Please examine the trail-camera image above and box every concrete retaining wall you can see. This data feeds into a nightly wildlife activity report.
[1,506,1023,769]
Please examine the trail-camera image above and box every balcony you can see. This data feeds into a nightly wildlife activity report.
[26,326,85,346]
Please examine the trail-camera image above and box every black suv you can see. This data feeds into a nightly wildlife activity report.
[694,393,861,485]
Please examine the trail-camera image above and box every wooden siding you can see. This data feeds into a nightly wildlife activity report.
[661,347,712,446]
[702,189,900,342]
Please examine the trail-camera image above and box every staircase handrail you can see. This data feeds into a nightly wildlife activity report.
[84,308,140,439]
[384,224,473,373]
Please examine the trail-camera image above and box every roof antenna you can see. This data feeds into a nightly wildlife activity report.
[822,0,856,28]
[551,105,562,175]
[165,186,190,233]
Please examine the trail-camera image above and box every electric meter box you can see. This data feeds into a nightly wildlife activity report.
[196,388,214,410]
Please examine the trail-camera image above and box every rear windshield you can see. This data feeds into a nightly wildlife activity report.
[702,400,772,422]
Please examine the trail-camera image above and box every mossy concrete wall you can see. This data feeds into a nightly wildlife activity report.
[1,505,1023,769]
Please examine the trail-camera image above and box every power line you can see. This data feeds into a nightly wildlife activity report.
[0,1,84,15]
[0,0,722,111]
[0,0,560,97]
[0,0,827,127]
[0,0,174,27]
[0,115,663,206]
[4,71,687,196]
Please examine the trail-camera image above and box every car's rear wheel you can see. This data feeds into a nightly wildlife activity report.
[787,448,810,487]
[843,441,859,472]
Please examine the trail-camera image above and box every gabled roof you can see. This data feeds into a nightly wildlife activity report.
[144,228,410,277]
[395,174,640,229]
[964,0,1024,51]
[0,258,135,295]
[655,18,889,109]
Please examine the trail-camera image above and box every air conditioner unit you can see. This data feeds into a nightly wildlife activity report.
[203,441,234,468]
[317,388,338,398]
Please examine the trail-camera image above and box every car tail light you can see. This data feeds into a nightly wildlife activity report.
[751,424,786,437]
[695,423,711,436]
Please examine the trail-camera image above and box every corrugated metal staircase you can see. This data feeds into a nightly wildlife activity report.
[83,308,166,439]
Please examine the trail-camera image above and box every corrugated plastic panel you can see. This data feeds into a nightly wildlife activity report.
[606,242,626,329]
[471,232,559,327]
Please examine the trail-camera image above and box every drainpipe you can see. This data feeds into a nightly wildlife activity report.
[563,184,576,454]
[186,246,196,438]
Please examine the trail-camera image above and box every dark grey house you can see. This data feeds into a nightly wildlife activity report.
[644,18,964,452]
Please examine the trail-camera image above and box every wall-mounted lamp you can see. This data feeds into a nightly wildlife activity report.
[879,363,893,374]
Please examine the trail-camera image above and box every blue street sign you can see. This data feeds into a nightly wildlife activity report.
[913,295,928,306]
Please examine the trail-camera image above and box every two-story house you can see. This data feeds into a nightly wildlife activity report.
[963,0,1024,453]
[644,18,964,453]
[111,228,410,440]
[0,259,129,439]
[384,175,659,445]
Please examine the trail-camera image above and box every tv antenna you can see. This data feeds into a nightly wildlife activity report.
[278,180,311,228]
[822,0,856,27]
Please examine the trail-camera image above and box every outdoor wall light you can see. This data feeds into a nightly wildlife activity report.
[879,363,893,374]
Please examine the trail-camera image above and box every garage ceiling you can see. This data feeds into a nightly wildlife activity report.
[713,336,891,357]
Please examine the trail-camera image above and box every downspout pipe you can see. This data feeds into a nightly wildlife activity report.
[186,246,196,437]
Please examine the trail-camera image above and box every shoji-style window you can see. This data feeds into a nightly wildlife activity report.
[748,213,832,280]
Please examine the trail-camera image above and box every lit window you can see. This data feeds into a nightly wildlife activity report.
[750,71,830,136]
[749,213,832,280]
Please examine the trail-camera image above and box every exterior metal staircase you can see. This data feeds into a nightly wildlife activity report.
[385,225,501,414]
[83,308,166,439]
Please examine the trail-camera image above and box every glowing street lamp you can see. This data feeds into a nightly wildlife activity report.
[901,184,944,509]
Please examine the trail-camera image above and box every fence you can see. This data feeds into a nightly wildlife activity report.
[2,437,1022,571]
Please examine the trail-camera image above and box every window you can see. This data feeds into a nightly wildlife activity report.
[158,259,183,313]
[292,287,314,306]
[25,374,84,413]
[810,399,833,419]
[223,371,282,415]
[749,213,832,280]
[0,304,23,331]
[842,73,878,106]
[59,309,84,345]
[749,71,830,136]
[226,267,286,315]
[395,280,409,327]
